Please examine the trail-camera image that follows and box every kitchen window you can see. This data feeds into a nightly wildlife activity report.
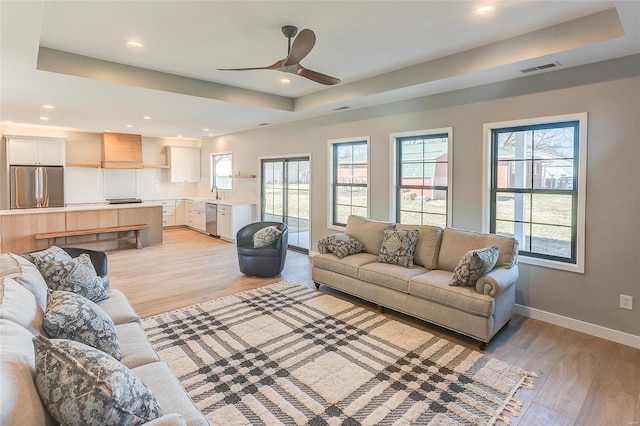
[211,153,232,191]
[483,113,587,273]
[328,138,369,228]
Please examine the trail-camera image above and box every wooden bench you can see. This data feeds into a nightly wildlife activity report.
[35,224,150,249]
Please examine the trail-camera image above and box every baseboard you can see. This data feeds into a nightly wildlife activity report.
[514,304,640,349]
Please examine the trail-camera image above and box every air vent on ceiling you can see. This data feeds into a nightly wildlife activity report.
[333,106,351,111]
[520,61,561,74]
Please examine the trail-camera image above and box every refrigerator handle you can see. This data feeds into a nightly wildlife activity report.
[13,167,22,209]
[41,167,49,207]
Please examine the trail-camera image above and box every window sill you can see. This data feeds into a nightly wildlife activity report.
[518,255,584,274]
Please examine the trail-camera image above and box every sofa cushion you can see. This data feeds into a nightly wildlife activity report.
[449,246,499,287]
[378,229,419,268]
[252,225,282,248]
[10,253,49,310]
[97,289,140,325]
[312,252,378,279]
[132,362,209,426]
[21,245,71,265]
[33,336,164,426]
[44,290,122,360]
[345,215,395,255]
[0,319,55,426]
[116,322,160,369]
[0,277,44,335]
[320,233,365,258]
[409,271,494,317]
[396,224,443,270]
[37,254,109,303]
[359,262,428,293]
[438,228,518,272]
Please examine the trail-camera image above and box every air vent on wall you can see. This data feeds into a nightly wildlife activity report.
[333,106,351,111]
[520,61,561,74]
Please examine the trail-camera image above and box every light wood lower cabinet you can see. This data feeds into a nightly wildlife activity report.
[0,206,162,254]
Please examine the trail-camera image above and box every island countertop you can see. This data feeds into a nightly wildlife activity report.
[0,202,159,216]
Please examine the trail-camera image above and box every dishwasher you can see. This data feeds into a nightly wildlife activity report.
[205,203,218,236]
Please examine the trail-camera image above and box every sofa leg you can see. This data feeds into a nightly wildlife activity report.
[478,341,487,351]
[313,282,320,290]
[377,305,385,314]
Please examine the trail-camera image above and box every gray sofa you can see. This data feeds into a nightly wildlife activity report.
[0,249,207,426]
[312,216,519,349]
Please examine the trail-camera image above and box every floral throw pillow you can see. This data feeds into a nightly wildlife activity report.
[44,290,122,360]
[321,233,364,258]
[253,225,283,248]
[36,254,108,303]
[450,245,500,286]
[21,246,71,265]
[33,336,163,426]
[378,229,419,268]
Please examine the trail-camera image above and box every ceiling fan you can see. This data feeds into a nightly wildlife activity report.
[218,25,341,86]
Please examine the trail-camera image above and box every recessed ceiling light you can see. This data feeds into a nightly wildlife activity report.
[43,104,55,109]
[125,40,144,48]
[126,124,134,128]
[143,115,151,120]
[39,116,49,121]
[202,128,210,132]
[177,134,183,138]
[104,129,111,132]
[208,133,214,137]
[476,5,495,15]
[280,78,291,85]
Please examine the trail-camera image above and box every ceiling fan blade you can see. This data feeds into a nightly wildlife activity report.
[283,29,316,66]
[218,60,284,72]
[297,65,341,85]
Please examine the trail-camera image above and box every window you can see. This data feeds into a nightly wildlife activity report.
[483,113,587,273]
[329,138,369,227]
[210,153,232,190]
[393,129,452,228]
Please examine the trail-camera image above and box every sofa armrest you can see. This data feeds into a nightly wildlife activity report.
[475,265,519,297]
[144,413,187,426]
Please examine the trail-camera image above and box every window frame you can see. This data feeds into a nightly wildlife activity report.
[482,113,588,273]
[390,128,453,228]
[210,152,233,191]
[327,137,370,230]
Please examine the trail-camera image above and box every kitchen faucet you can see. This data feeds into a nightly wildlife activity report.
[214,186,220,200]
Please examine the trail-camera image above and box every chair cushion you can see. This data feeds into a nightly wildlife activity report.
[449,246,499,287]
[312,252,378,279]
[409,271,495,317]
[252,226,282,248]
[396,224,443,270]
[33,336,164,426]
[345,215,395,255]
[378,229,419,268]
[359,262,428,293]
[36,254,109,303]
[44,290,121,360]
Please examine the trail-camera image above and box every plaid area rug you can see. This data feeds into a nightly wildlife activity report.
[143,281,534,425]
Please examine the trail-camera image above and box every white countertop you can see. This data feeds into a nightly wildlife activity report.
[0,202,161,216]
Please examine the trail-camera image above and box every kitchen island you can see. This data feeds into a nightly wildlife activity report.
[0,203,162,254]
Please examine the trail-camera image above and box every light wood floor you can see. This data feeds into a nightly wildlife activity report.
[107,228,640,426]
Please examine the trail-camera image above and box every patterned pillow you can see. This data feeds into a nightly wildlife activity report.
[36,254,108,303]
[44,290,122,360]
[21,246,71,265]
[378,229,419,268]
[450,245,500,286]
[253,225,282,248]
[320,234,364,258]
[33,336,163,426]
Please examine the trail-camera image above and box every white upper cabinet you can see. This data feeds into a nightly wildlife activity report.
[8,137,65,166]
[168,146,201,183]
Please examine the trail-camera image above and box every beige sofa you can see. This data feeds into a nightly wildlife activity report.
[0,250,207,426]
[312,216,519,349]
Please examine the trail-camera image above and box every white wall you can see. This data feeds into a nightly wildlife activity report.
[201,55,640,339]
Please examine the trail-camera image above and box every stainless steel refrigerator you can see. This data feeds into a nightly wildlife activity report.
[10,165,64,209]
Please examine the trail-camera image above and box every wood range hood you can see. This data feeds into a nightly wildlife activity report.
[101,132,143,169]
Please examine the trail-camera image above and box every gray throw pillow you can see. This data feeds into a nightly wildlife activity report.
[33,336,163,426]
[36,254,108,303]
[22,246,71,265]
[253,225,282,248]
[44,290,121,360]
[378,229,419,268]
[450,245,500,286]
[320,233,364,258]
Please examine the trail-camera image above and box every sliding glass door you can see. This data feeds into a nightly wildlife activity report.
[261,157,310,252]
